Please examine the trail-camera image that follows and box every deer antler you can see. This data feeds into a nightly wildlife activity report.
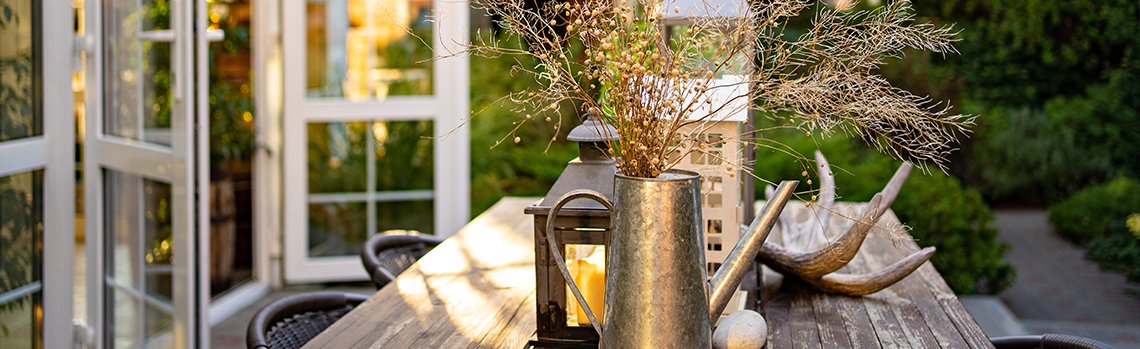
[755,151,935,296]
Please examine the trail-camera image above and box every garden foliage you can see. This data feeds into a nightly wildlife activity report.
[1048,178,1140,282]
[871,0,1139,205]
[469,33,578,217]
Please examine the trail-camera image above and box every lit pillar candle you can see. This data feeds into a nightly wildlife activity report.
[569,247,606,325]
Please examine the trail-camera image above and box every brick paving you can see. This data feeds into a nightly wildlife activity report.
[994,209,1140,348]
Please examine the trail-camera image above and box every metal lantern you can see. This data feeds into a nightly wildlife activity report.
[525,110,617,347]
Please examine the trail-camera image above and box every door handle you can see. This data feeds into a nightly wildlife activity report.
[205,28,225,42]
[139,29,176,42]
[141,28,224,42]
[72,35,94,73]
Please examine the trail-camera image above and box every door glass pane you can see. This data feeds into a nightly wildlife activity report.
[0,0,42,142]
[103,170,174,349]
[102,0,173,146]
[307,120,434,258]
[0,170,43,349]
[375,200,432,234]
[308,121,367,193]
[308,201,367,257]
[374,120,432,191]
[305,0,434,99]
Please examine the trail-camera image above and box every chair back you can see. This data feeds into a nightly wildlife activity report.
[360,234,444,289]
[246,292,369,349]
[991,334,1116,349]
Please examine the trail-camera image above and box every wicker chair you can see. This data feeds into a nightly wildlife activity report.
[360,234,444,289]
[246,292,369,349]
[991,334,1116,349]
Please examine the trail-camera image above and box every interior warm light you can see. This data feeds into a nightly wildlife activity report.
[372,122,389,143]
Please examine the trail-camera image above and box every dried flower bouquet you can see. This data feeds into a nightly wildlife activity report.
[465,0,974,178]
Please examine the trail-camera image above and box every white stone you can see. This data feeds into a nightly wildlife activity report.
[712,310,768,349]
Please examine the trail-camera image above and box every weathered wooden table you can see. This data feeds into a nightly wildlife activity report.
[302,197,994,348]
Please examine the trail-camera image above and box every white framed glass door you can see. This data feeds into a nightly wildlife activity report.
[281,0,470,283]
[0,0,75,347]
[82,0,209,345]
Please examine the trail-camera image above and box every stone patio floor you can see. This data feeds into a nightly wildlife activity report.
[992,209,1140,348]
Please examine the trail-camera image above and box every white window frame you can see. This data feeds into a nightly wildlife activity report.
[0,1,75,347]
[81,0,209,345]
[281,0,470,283]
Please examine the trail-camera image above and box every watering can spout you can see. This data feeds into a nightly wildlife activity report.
[707,180,798,323]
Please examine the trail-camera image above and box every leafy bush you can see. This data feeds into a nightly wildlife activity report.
[895,169,1015,294]
[753,128,1015,294]
[881,0,1140,205]
[468,34,578,217]
[912,0,1138,108]
[1048,177,1140,243]
[1049,178,1140,283]
[968,106,1113,204]
[1084,235,1140,283]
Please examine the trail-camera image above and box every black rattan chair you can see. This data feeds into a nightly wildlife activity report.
[991,334,1116,349]
[246,292,369,349]
[360,234,444,289]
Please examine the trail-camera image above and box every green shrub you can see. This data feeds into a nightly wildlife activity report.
[895,171,1015,294]
[1049,178,1140,283]
[1048,177,1140,243]
[969,106,1113,204]
[469,34,578,217]
[1084,235,1140,283]
[881,0,1140,205]
[753,127,1015,294]
[912,0,1138,108]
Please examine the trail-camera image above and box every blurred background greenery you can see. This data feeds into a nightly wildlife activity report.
[469,0,1139,295]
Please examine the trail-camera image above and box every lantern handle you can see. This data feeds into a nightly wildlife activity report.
[546,189,613,337]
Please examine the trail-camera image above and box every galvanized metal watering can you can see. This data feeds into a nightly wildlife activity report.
[545,169,798,348]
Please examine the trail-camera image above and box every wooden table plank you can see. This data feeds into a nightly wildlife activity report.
[302,198,538,349]
[301,198,993,349]
[810,290,854,349]
[870,209,990,349]
[477,291,539,349]
[790,282,824,349]
[919,265,995,349]
[870,212,971,349]
[763,288,793,349]
[836,295,882,349]
[848,211,943,349]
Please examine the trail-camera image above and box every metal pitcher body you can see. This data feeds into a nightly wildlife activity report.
[602,169,710,348]
[541,170,798,349]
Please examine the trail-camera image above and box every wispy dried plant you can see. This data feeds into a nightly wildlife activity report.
[460,0,974,178]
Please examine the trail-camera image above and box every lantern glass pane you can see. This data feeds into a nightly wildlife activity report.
[564,244,605,327]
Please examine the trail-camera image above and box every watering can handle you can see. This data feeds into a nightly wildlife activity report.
[546,189,613,337]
